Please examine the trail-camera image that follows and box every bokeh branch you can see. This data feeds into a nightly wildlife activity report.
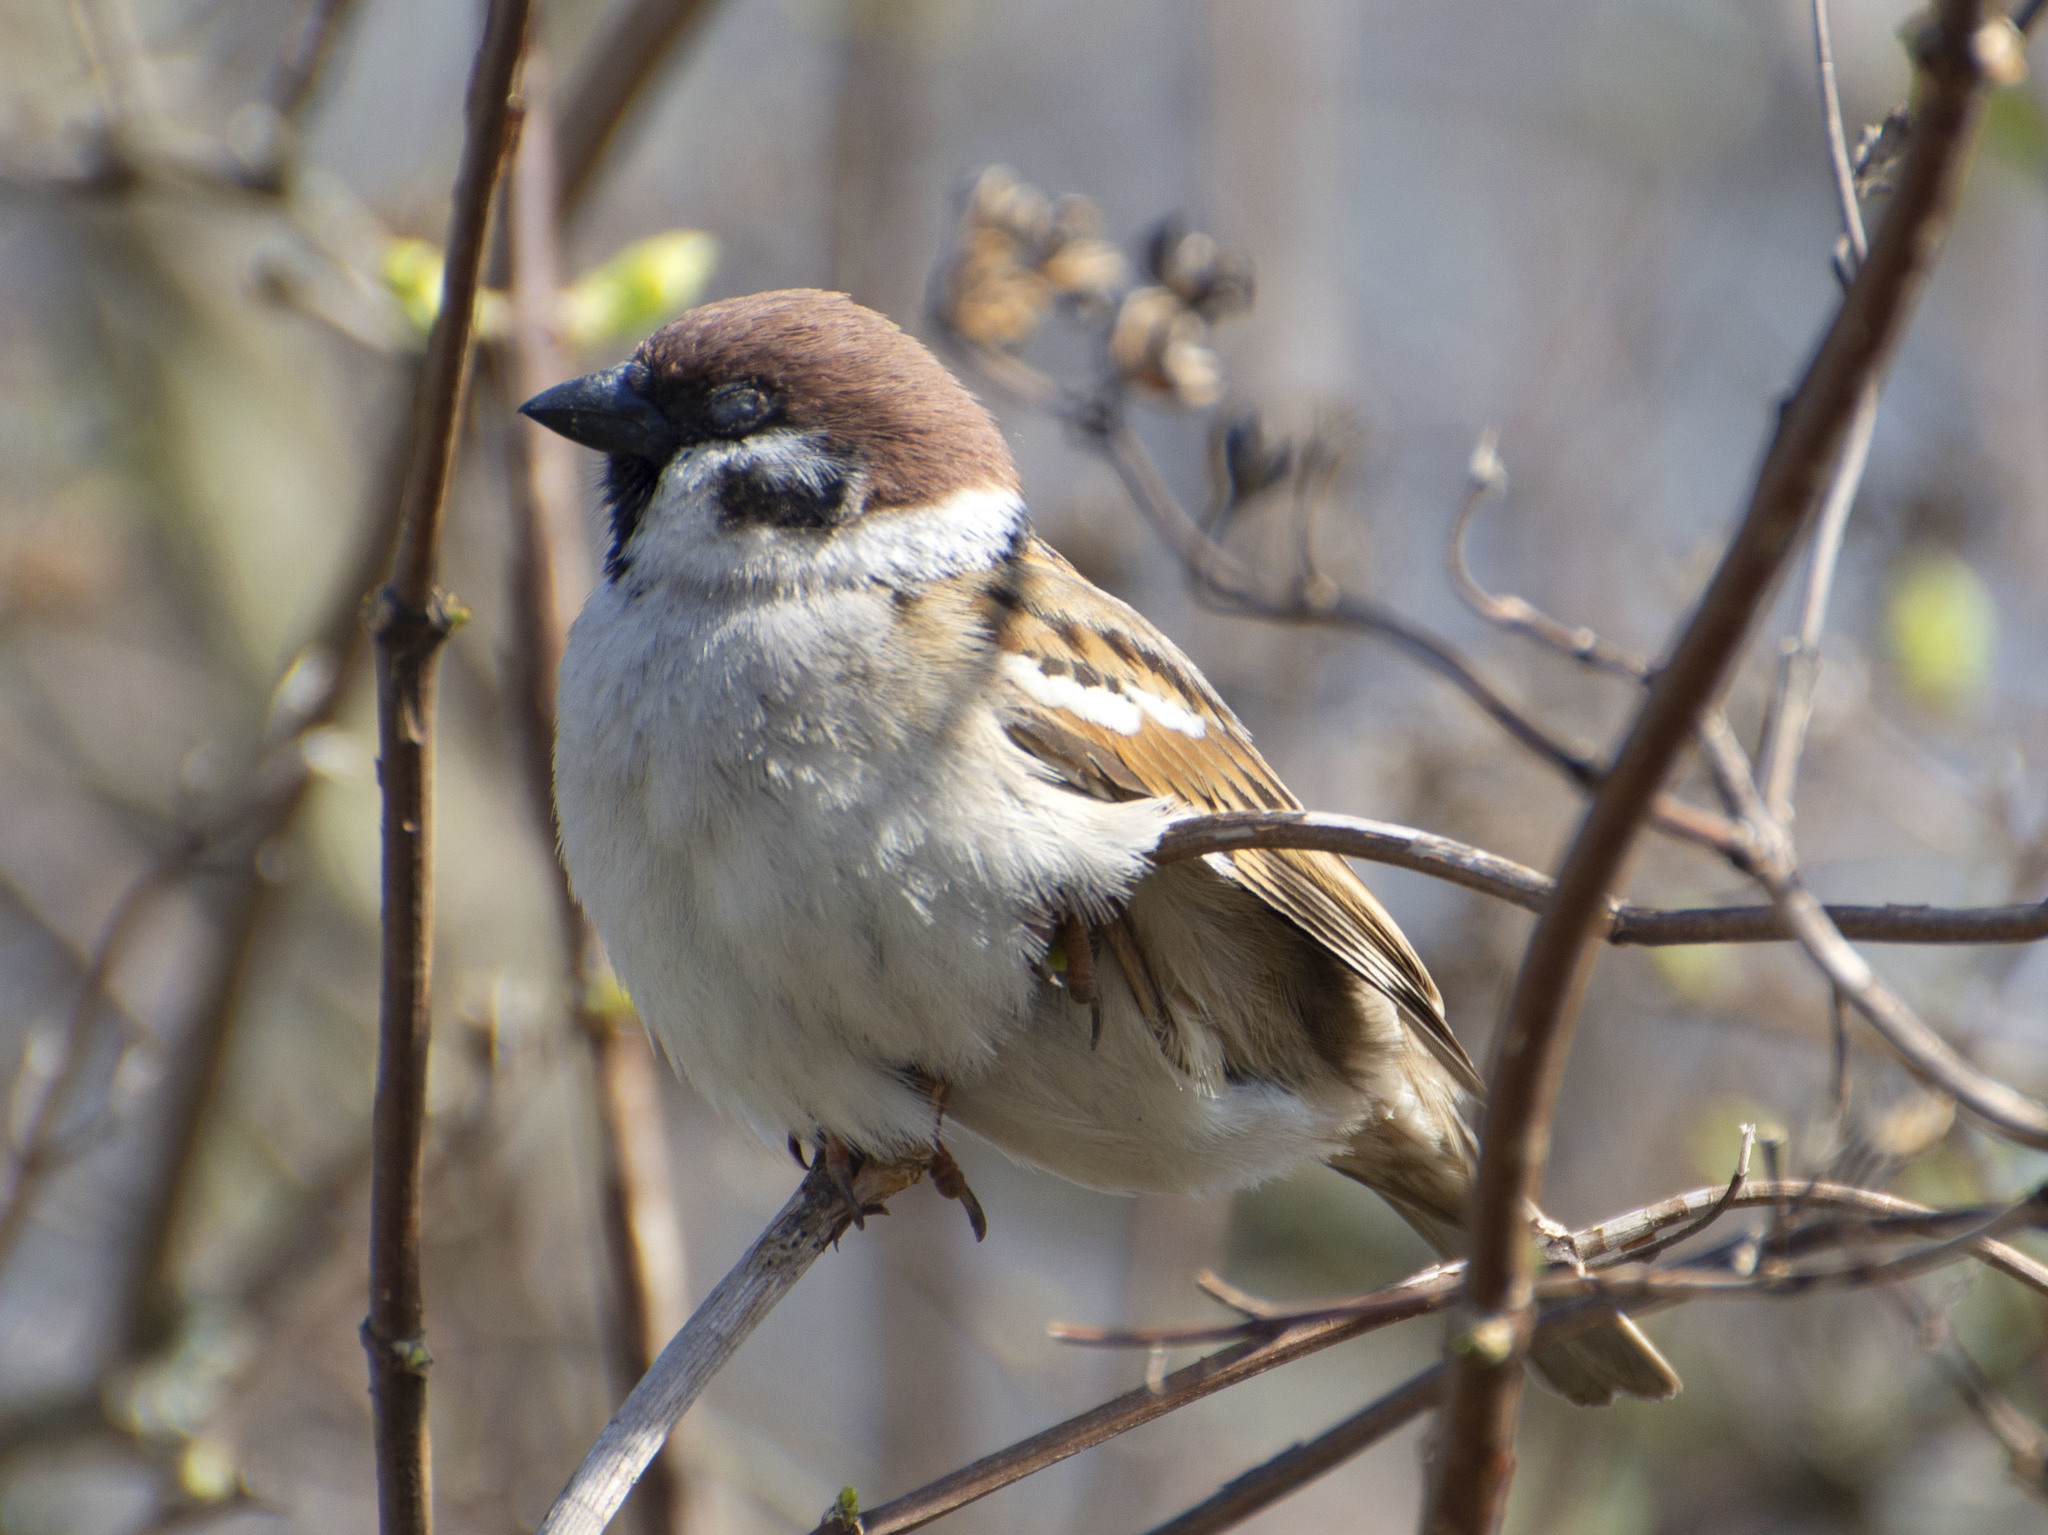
[503,50,691,1535]
[362,5,528,1533]
[557,0,723,222]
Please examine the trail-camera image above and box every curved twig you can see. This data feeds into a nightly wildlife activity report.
[1151,808,2048,947]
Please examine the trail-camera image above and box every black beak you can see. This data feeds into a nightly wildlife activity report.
[519,365,681,461]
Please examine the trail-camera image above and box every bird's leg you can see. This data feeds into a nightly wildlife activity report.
[1046,908,1105,1045]
[917,1077,988,1242]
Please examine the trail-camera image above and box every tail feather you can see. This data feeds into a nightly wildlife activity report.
[1326,1144,1681,1407]
[1529,1311,1680,1406]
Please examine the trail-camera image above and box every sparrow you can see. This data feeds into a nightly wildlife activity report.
[522,289,1678,1406]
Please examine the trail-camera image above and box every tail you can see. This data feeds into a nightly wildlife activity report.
[1326,1142,1681,1408]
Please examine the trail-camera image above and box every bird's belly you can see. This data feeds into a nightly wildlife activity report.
[563,748,1045,1149]
[555,604,1173,1152]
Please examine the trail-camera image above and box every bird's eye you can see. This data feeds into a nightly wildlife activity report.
[705,384,773,437]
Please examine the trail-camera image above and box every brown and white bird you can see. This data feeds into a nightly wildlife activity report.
[522,288,1678,1406]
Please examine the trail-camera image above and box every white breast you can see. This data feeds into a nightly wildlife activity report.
[553,483,1172,1155]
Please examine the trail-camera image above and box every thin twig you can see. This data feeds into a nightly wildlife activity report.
[944,335,1745,857]
[1429,9,1994,1526]
[0,846,190,1272]
[1752,0,1883,818]
[1150,808,2048,946]
[1447,439,1649,684]
[1050,1180,2048,1352]
[808,1178,2044,1535]
[362,7,528,1534]
[1140,1368,1444,1535]
[535,1155,928,1535]
[1813,0,1872,272]
[503,52,689,1535]
[1696,714,2048,1150]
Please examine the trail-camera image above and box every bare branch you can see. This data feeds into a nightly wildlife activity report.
[803,1178,2044,1535]
[535,1155,928,1535]
[1027,366,1747,858]
[363,6,529,1533]
[0,846,189,1272]
[1430,10,1997,1524]
[1140,1368,1443,1535]
[1151,808,2048,947]
[1813,0,1872,271]
[1696,713,2048,1150]
[1447,439,1649,684]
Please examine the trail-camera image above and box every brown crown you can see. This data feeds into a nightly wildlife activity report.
[635,290,1020,512]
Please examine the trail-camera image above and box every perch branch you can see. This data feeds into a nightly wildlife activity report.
[1428,9,1995,1527]
[362,6,527,1534]
[534,1155,928,1535]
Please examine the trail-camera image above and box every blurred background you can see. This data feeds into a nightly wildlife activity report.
[3,1,2048,1531]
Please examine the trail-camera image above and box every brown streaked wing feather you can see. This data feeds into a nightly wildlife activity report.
[994,541,1483,1096]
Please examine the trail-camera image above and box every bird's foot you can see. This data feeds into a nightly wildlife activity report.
[821,1134,874,1231]
[929,1140,988,1242]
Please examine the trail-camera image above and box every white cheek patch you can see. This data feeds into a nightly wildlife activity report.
[1001,652,1209,739]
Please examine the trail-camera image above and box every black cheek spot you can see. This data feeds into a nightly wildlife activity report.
[716,461,851,530]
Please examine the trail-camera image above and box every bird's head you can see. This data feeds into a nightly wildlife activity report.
[520,289,1024,594]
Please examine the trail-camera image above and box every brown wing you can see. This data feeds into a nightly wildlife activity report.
[987,538,1482,1097]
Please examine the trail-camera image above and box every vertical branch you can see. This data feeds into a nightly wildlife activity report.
[1753,0,1879,821]
[362,5,529,1534]
[504,50,692,1535]
[1423,7,1994,1532]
